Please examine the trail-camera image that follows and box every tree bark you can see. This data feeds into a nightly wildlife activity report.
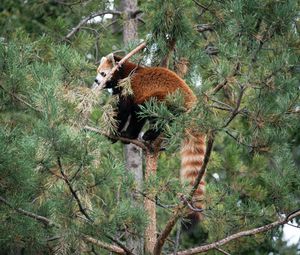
[121,0,144,254]
[144,151,158,254]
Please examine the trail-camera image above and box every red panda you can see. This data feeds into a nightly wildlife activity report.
[93,54,206,223]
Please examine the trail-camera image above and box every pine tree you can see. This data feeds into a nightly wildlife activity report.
[0,0,300,255]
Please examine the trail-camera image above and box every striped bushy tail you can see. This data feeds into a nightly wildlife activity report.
[180,130,206,225]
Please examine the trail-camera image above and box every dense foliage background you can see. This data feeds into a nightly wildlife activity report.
[0,0,300,254]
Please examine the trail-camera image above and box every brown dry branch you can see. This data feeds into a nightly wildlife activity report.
[94,41,147,93]
[64,10,122,41]
[0,195,57,227]
[169,209,300,255]
[82,235,126,255]
[153,134,215,255]
[84,125,148,151]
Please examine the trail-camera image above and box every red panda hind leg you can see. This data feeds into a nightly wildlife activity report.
[180,131,206,229]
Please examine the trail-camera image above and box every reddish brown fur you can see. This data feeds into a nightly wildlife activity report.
[103,57,197,109]
[130,67,197,108]
[180,131,207,221]
[97,56,206,223]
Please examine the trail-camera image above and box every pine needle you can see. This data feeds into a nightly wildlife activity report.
[118,77,134,97]
[99,96,119,135]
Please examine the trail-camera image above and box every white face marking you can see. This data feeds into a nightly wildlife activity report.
[92,56,114,90]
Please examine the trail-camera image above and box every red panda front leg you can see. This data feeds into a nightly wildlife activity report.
[120,104,146,140]
[113,97,134,143]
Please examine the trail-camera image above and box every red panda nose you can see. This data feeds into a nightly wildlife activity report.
[94,79,99,84]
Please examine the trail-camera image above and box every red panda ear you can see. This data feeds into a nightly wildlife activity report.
[106,53,116,66]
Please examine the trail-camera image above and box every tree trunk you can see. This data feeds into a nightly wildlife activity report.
[121,0,144,254]
[144,151,158,254]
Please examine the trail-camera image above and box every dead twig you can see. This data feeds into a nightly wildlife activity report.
[64,10,122,41]
[84,125,148,151]
[168,209,300,255]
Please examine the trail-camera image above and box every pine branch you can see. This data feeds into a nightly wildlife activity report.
[56,156,94,222]
[83,235,126,255]
[64,10,122,41]
[0,196,133,255]
[168,209,300,255]
[0,83,42,113]
[0,195,57,227]
[222,86,246,128]
[209,62,241,95]
[84,125,148,151]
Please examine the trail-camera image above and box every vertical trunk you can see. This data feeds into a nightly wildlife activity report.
[121,0,138,44]
[144,138,162,254]
[144,151,158,254]
[121,0,144,254]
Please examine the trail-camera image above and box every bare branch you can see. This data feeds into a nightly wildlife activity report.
[222,86,245,128]
[215,247,232,255]
[180,195,204,213]
[64,10,122,41]
[56,156,93,222]
[169,209,300,255]
[104,234,136,255]
[52,0,83,6]
[0,195,57,227]
[84,125,148,151]
[83,235,126,255]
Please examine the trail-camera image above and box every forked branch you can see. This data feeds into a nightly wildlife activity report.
[64,10,122,40]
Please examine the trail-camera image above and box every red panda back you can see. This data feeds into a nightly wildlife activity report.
[130,67,197,109]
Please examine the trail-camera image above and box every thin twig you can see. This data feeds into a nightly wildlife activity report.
[136,190,176,210]
[222,86,245,128]
[83,235,126,254]
[168,209,300,255]
[215,247,232,255]
[84,125,148,151]
[56,156,93,222]
[104,234,136,255]
[64,10,122,40]
[180,195,204,213]
[0,195,57,227]
[173,220,182,255]
[225,130,254,149]
[0,83,42,113]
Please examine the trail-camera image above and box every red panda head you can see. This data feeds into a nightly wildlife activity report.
[92,54,115,89]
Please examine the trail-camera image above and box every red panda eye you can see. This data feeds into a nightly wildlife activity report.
[100,72,106,77]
